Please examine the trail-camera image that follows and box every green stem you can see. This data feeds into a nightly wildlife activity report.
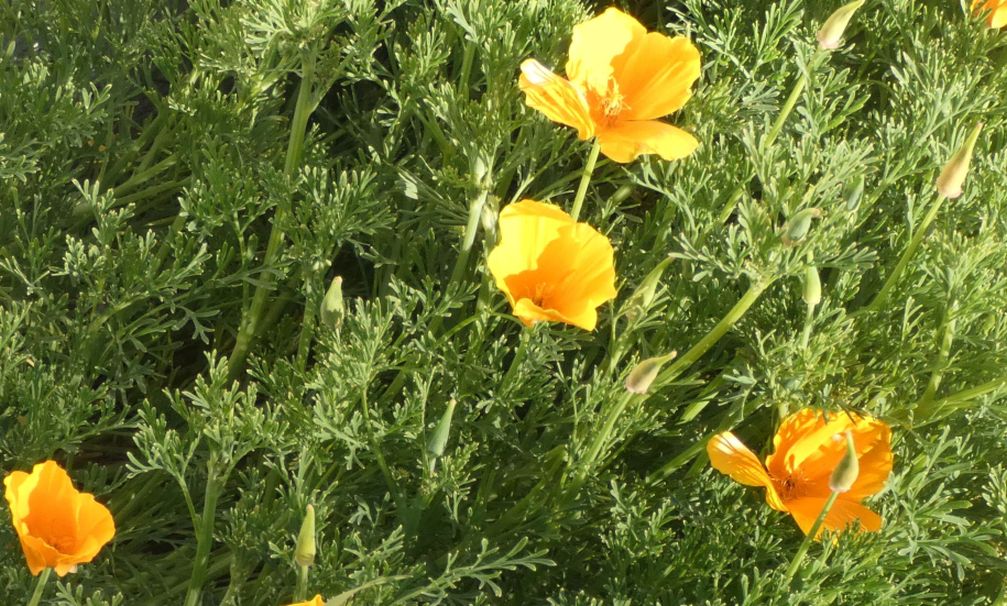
[447,187,489,287]
[576,277,773,485]
[26,569,51,606]
[184,461,224,606]
[228,56,317,380]
[783,490,839,582]
[913,305,956,420]
[800,303,816,349]
[866,193,946,313]
[295,564,309,601]
[715,53,820,224]
[655,277,774,387]
[570,139,601,221]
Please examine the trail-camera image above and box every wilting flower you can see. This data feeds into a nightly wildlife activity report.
[286,596,325,606]
[707,408,893,537]
[519,7,701,163]
[4,460,115,576]
[973,0,1007,27]
[487,200,616,330]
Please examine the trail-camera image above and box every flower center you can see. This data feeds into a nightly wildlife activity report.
[600,79,629,124]
[773,473,806,501]
[531,282,554,307]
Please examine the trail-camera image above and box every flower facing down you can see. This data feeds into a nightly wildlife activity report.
[707,408,893,538]
[487,200,616,330]
[4,460,115,576]
[519,7,701,163]
[286,596,325,606]
[973,0,1007,27]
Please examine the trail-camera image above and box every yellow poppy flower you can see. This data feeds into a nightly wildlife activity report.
[974,0,1007,27]
[286,596,325,606]
[4,460,116,576]
[519,7,702,163]
[707,408,893,538]
[487,200,616,330]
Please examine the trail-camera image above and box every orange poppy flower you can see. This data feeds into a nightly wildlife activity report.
[4,460,115,576]
[707,408,893,538]
[519,7,702,163]
[286,596,325,606]
[486,200,616,330]
[974,0,1007,27]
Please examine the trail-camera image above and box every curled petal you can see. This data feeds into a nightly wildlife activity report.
[708,432,786,511]
[519,60,594,139]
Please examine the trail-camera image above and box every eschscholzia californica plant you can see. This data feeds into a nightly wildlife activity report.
[973,0,1007,28]
[519,7,701,163]
[286,596,325,606]
[4,460,115,576]
[707,408,893,538]
[487,200,616,330]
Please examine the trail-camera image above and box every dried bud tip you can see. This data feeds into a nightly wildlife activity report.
[936,122,984,200]
[625,352,678,395]
[817,0,867,50]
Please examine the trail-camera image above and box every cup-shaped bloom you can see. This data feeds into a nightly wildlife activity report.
[707,408,892,538]
[519,7,701,163]
[4,460,115,576]
[973,0,1007,27]
[487,200,616,330]
[286,596,325,606]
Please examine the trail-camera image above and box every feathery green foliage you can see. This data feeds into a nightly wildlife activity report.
[2,0,1006,603]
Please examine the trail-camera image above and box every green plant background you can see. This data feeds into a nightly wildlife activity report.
[1,0,1006,604]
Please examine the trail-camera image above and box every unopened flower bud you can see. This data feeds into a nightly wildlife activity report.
[817,0,866,50]
[294,504,316,568]
[802,266,822,307]
[782,208,823,246]
[829,431,860,493]
[319,276,344,330]
[427,399,457,458]
[625,351,678,395]
[936,122,983,200]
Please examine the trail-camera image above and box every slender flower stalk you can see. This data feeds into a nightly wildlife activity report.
[229,56,320,380]
[782,491,840,582]
[570,139,601,221]
[26,568,51,606]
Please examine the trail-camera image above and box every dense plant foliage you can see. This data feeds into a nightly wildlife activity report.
[2,0,1006,603]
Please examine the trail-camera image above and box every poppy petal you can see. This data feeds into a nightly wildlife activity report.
[788,496,883,538]
[519,60,594,139]
[597,120,699,163]
[614,33,701,121]
[565,8,645,95]
[708,432,788,511]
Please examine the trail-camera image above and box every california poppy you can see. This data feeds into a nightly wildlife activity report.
[707,408,892,537]
[286,596,325,606]
[519,7,702,163]
[973,0,1007,27]
[4,460,115,576]
[487,200,616,330]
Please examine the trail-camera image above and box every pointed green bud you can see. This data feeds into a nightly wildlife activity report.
[294,504,316,568]
[842,175,865,211]
[782,208,823,246]
[802,266,822,307]
[625,351,678,395]
[936,123,983,200]
[817,0,866,50]
[427,399,457,458]
[319,276,344,330]
[829,431,860,493]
